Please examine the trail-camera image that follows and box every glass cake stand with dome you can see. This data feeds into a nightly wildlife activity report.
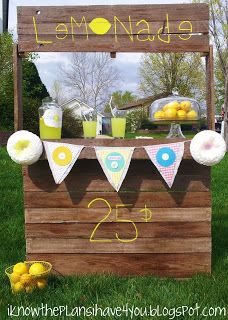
[149,93,201,138]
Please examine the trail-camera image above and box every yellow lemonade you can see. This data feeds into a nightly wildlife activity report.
[39,118,61,139]
[83,121,97,138]
[111,118,126,138]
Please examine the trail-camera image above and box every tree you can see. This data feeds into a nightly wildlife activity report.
[112,90,137,108]
[59,52,120,110]
[194,0,228,147]
[50,80,66,105]
[214,51,226,112]
[138,53,206,102]
[0,32,14,129]
[0,32,49,132]
[23,58,48,100]
[22,59,49,133]
[208,0,228,147]
[103,90,137,114]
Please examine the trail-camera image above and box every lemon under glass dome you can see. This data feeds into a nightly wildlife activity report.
[149,94,201,138]
[150,95,200,122]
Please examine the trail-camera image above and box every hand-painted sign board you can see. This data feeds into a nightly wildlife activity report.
[17,4,209,53]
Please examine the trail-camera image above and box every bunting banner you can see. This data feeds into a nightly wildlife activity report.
[95,147,135,192]
[43,142,84,184]
[145,142,185,188]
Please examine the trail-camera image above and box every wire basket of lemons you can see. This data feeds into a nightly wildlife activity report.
[5,261,52,294]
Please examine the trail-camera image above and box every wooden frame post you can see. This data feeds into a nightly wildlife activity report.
[13,44,23,131]
[206,45,215,130]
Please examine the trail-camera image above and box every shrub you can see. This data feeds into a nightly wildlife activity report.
[126,109,145,133]
[23,97,40,134]
[140,119,158,130]
[62,108,83,138]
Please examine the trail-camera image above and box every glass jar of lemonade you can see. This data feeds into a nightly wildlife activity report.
[39,97,62,139]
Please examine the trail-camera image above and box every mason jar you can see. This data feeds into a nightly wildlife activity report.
[39,97,62,139]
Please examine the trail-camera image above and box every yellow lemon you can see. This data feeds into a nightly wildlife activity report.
[180,100,191,112]
[29,263,46,276]
[89,18,112,35]
[25,283,35,293]
[171,101,181,110]
[12,282,24,293]
[36,278,47,289]
[10,272,21,284]
[187,110,198,120]
[177,109,187,120]
[20,273,32,285]
[163,103,171,111]
[13,262,28,275]
[163,101,180,111]
[164,108,177,120]
[153,110,165,120]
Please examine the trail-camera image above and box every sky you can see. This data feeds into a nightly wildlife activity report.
[9,0,190,99]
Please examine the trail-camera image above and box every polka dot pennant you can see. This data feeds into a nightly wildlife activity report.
[156,147,176,167]
[145,142,185,188]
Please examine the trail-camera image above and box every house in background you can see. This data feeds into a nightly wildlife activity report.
[60,98,103,135]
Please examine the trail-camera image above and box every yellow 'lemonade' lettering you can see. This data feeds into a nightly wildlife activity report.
[71,16,88,40]
[33,12,194,46]
[178,21,193,40]
[157,13,170,44]
[114,16,134,42]
[33,16,53,44]
[56,23,68,40]
[136,19,155,42]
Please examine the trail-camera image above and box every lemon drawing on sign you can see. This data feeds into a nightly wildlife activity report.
[52,146,73,166]
[89,18,111,35]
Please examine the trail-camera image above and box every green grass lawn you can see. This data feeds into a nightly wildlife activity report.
[0,146,228,319]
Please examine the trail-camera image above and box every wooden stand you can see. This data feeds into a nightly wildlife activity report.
[15,4,213,277]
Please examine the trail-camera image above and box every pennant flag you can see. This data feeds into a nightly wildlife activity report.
[43,142,84,184]
[95,147,134,192]
[145,142,185,188]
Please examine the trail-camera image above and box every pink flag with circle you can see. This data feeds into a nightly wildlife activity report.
[145,142,185,188]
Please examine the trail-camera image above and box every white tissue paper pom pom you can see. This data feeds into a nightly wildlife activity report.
[190,130,226,166]
[7,130,43,165]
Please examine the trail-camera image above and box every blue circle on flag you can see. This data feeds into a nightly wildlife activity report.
[156,147,176,167]
[105,152,125,173]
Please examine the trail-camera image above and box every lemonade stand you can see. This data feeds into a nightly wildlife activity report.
[13,3,213,278]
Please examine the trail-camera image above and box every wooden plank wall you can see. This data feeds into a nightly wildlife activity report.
[24,140,211,277]
[17,4,209,53]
